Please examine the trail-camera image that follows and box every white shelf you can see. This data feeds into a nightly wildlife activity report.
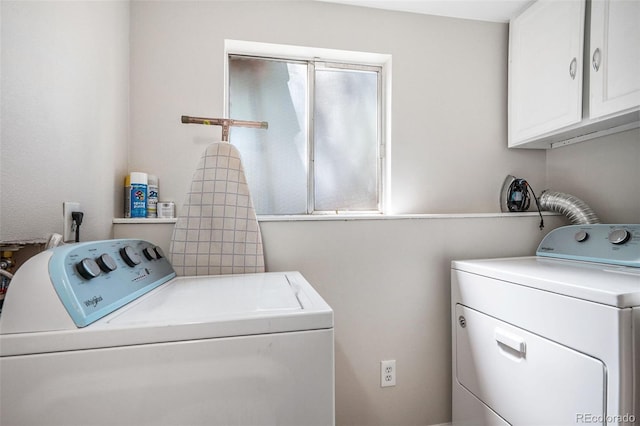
[113,218,177,224]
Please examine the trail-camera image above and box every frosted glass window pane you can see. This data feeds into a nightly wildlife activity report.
[314,68,378,211]
[229,56,308,214]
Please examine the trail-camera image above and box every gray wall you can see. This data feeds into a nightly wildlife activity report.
[1,0,129,243]
[258,214,566,425]
[128,0,547,217]
[546,128,640,224]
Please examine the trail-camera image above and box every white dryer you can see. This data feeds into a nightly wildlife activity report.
[452,224,639,425]
[0,239,334,426]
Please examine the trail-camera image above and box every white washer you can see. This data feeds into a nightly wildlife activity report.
[451,224,640,426]
[0,239,334,426]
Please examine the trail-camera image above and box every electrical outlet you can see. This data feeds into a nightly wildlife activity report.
[63,202,80,242]
[380,359,396,387]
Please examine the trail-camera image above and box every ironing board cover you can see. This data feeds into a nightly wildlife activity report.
[169,142,265,275]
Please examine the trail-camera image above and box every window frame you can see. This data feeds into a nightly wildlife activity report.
[224,40,391,215]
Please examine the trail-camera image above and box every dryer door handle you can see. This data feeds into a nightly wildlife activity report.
[495,328,526,356]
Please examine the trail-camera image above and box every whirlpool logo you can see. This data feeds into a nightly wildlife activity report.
[539,246,555,252]
[84,295,103,308]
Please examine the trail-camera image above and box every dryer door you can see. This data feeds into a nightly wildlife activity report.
[455,304,605,425]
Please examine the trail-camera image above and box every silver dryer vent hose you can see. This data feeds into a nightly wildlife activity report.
[539,191,601,225]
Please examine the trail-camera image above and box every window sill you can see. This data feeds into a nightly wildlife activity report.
[257,212,560,222]
[113,212,559,225]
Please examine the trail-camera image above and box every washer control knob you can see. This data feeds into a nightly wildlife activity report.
[154,247,165,259]
[96,253,118,272]
[574,230,589,242]
[120,246,142,267]
[143,247,158,260]
[76,258,101,280]
[608,228,631,245]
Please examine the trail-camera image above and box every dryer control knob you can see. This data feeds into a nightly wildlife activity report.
[96,253,117,272]
[120,246,142,267]
[574,230,589,242]
[608,229,631,245]
[76,258,101,280]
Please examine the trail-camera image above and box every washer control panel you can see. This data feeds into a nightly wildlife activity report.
[537,224,640,267]
[49,239,176,327]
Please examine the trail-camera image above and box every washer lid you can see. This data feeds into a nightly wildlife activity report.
[0,272,333,356]
[107,272,308,326]
[452,256,640,308]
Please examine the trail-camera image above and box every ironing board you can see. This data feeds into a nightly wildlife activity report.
[169,142,265,276]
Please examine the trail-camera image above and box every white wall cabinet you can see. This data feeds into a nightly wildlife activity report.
[508,0,640,149]
[589,0,640,118]
[508,0,585,146]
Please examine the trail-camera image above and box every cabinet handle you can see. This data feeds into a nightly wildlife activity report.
[592,48,601,72]
[569,57,577,80]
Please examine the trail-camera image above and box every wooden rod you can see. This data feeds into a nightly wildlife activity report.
[181,115,268,142]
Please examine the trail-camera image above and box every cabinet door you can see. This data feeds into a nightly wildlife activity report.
[508,0,585,146]
[589,0,640,118]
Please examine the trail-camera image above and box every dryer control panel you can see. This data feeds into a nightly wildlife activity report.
[537,224,640,267]
[49,239,176,327]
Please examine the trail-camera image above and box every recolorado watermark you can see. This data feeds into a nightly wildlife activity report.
[576,413,636,424]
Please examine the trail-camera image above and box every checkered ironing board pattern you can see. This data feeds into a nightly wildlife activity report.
[169,142,265,275]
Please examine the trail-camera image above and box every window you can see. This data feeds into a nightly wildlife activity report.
[226,43,387,215]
